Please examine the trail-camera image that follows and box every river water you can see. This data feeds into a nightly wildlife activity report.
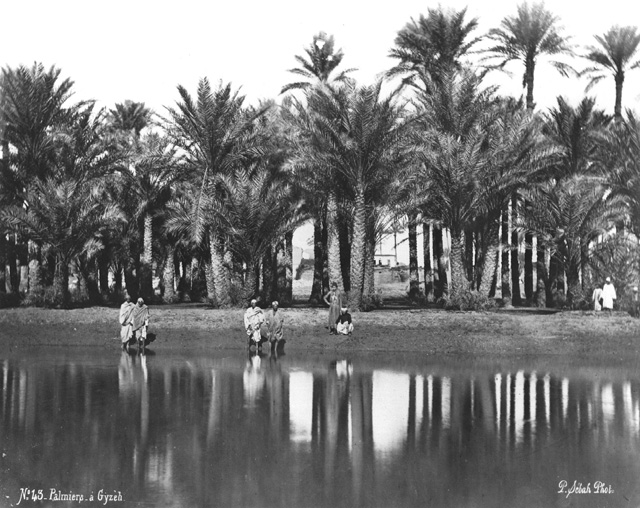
[0,348,638,508]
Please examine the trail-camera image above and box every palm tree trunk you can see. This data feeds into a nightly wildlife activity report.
[140,213,153,301]
[204,261,215,305]
[0,233,6,296]
[501,208,511,305]
[162,249,176,303]
[349,185,366,310]
[7,234,18,293]
[326,191,344,291]
[98,250,109,296]
[479,244,497,296]
[535,242,547,307]
[614,72,624,120]
[309,216,324,304]
[511,194,522,305]
[422,221,434,302]
[243,266,258,302]
[408,213,420,299]
[322,212,330,296]
[339,214,351,291]
[262,243,275,304]
[210,232,230,307]
[113,262,123,297]
[449,231,467,296]
[525,58,535,111]
[524,230,533,303]
[284,230,293,305]
[54,256,71,308]
[566,263,580,310]
[433,226,446,298]
[276,238,286,302]
[363,228,375,296]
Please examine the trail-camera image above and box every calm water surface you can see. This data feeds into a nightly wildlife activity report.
[1,347,639,508]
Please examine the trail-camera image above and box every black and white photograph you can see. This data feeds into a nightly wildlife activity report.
[1,0,640,506]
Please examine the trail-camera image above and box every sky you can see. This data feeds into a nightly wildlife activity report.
[2,0,640,118]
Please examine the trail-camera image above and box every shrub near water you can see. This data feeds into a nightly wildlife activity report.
[441,290,496,311]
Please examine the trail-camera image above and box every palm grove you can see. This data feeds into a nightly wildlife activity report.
[1,3,640,312]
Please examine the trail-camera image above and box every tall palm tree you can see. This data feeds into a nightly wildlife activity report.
[0,63,79,297]
[414,70,545,298]
[1,178,123,307]
[388,6,480,93]
[483,2,573,111]
[520,176,625,308]
[109,100,153,137]
[597,110,640,238]
[126,133,180,301]
[165,78,268,306]
[281,32,355,94]
[580,25,640,119]
[290,81,411,310]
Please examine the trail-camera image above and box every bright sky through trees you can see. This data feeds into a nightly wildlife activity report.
[2,0,640,115]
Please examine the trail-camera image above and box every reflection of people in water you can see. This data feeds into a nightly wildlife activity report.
[243,352,266,405]
[244,299,265,348]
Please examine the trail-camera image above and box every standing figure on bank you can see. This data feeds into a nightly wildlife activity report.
[119,295,135,350]
[335,307,354,335]
[244,299,265,348]
[323,282,343,335]
[265,300,284,350]
[592,285,603,311]
[131,298,150,351]
[633,286,639,318]
[601,277,617,316]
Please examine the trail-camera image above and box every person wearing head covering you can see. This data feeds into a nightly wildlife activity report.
[323,282,343,335]
[601,277,616,316]
[335,306,353,335]
[244,299,265,347]
[264,300,284,348]
[131,297,150,350]
[592,285,603,312]
[119,295,135,350]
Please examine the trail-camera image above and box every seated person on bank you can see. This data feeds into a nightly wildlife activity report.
[335,307,353,335]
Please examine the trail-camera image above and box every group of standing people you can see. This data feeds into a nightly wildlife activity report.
[244,299,284,351]
[592,277,617,315]
[119,296,150,351]
[243,281,354,351]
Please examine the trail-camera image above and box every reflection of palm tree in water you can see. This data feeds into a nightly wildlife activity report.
[117,351,150,490]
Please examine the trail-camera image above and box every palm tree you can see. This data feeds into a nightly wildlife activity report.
[290,81,411,310]
[281,32,355,94]
[126,133,180,301]
[520,176,625,308]
[165,78,268,306]
[0,63,79,297]
[483,2,573,111]
[388,6,480,93]
[413,70,545,298]
[597,110,640,239]
[1,178,123,307]
[109,100,153,137]
[580,25,640,119]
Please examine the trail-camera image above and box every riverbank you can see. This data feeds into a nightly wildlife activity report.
[1,305,640,358]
